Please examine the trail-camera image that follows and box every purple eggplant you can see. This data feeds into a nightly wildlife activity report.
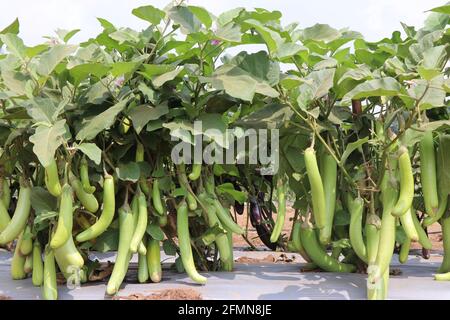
[255,223,277,250]
[234,201,244,215]
[249,197,262,226]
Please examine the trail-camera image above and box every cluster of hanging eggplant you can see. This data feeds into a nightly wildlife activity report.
[2,128,449,301]
[279,129,450,300]
[0,137,255,299]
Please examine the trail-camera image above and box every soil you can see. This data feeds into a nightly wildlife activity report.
[113,288,202,300]
[390,269,403,276]
[235,253,297,264]
[235,255,275,264]
[88,262,114,282]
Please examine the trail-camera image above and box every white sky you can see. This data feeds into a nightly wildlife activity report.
[0,0,445,45]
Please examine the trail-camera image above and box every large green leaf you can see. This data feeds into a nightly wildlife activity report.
[401,22,417,38]
[162,239,177,256]
[188,6,213,28]
[311,55,337,70]
[159,40,194,55]
[341,77,401,105]
[274,43,307,60]
[69,63,110,86]
[0,18,19,35]
[92,228,119,252]
[97,17,116,30]
[152,67,184,87]
[163,121,195,145]
[0,18,19,47]
[217,8,244,26]
[84,80,112,105]
[301,24,341,42]
[132,5,165,25]
[285,144,307,172]
[128,104,169,134]
[168,6,202,34]
[237,103,293,129]
[401,121,450,147]
[328,30,363,51]
[76,99,128,141]
[0,34,26,61]
[423,11,449,32]
[26,97,64,125]
[55,28,81,43]
[138,83,157,104]
[29,120,69,167]
[409,30,444,63]
[227,51,280,86]
[244,8,282,24]
[428,4,450,15]
[337,65,373,85]
[215,23,241,43]
[37,44,77,76]
[216,182,247,204]
[279,74,303,90]
[340,137,369,166]
[333,208,351,226]
[407,75,446,110]
[244,19,283,54]
[385,57,408,76]
[30,187,57,214]
[146,223,165,241]
[198,113,228,148]
[421,45,447,71]
[201,65,278,101]
[77,143,102,165]
[110,61,141,77]
[109,28,140,44]
[297,68,336,110]
[1,70,28,95]
[201,52,280,101]
[138,64,175,79]
[1,108,30,120]
[116,162,140,182]
[0,56,21,72]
